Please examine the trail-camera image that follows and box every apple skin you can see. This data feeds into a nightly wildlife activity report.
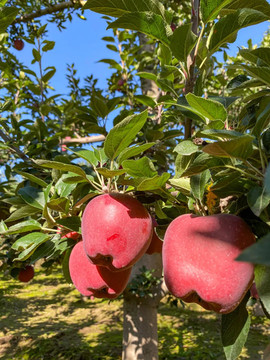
[69,241,132,298]
[18,265,34,283]
[62,231,81,241]
[13,39,24,51]
[163,213,255,314]
[82,193,152,271]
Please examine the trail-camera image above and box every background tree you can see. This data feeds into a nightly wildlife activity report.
[1,0,270,359]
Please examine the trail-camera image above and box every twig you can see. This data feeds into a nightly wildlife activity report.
[62,135,105,144]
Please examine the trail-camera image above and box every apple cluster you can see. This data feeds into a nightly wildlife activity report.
[69,193,255,314]
[69,193,163,299]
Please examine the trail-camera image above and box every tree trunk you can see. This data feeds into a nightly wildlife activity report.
[122,254,166,360]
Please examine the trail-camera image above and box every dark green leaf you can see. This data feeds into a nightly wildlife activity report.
[134,95,156,108]
[108,12,171,46]
[174,140,198,155]
[208,9,268,56]
[241,65,270,88]
[122,157,157,177]
[198,129,245,140]
[97,168,126,178]
[18,186,45,210]
[255,265,270,315]
[47,198,70,213]
[32,48,41,62]
[190,170,211,201]
[221,293,250,360]
[237,233,270,265]
[169,23,197,61]
[3,220,41,235]
[186,93,227,122]
[201,0,234,22]
[137,72,157,82]
[247,186,270,217]
[0,7,19,33]
[265,164,270,194]
[57,217,81,232]
[14,170,48,188]
[84,0,166,19]
[104,110,148,160]
[4,205,40,222]
[252,102,270,138]
[202,135,254,160]
[42,40,55,52]
[182,153,226,176]
[136,173,170,191]
[55,174,78,197]
[117,142,155,164]
[98,58,122,71]
[12,232,50,261]
[62,248,73,283]
[35,160,87,178]
[42,69,56,82]
[222,0,270,17]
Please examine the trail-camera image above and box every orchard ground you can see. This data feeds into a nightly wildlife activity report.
[0,266,269,360]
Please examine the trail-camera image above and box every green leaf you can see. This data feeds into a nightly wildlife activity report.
[117,142,155,164]
[237,233,270,266]
[137,72,157,82]
[186,93,227,122]
[241,65,270,88]
[42,40,55,52]
[169,23,197,61]
[15,170,48,188]
[4,205,40,222]
[108,12,171,46]
[241,48,270,67]
[0,7,19,33]
[201,0,234,22]
[255,265,270,315]
[42,69,56,82]
[222,0,270,17]
[62,248,73,283]
[18,186,45,210]
[104,110,148,160]
[55,174,77,197]
[3,220,41,235]
[182,153,226,176]
[221,293,250,360]
[91,94,109,118]
[97,168,126,178]
[12,232,50,261]
[71,149,99,166]
[208,9,268,56]
[247,186,270,217]
[122,157,157,177]
[169,178,191,196]
[190,170,211,201]
[32,48,41,62]
[35,160,87,178]
[202,135,254,160]
[174,140,198,155]
[84,0,166,19]
[136,173,170,191]
[265,164,270,194]
[98,58,122,71]
[197,129,245,140]
[47,198,70,214]
[134,95,156,108]
[57,217,81,232]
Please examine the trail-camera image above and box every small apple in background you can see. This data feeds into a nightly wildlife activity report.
[82,193,153,271]
[170,23,177,32]
[62,231,81,241]
[18,265,34,283]
[163,213,255,314]
[117,78,126,90]
[61,136,71,151]
[13,39,24,51]
[69,241,132,298]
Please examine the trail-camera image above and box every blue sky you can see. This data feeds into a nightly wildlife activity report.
[13,11,270,97]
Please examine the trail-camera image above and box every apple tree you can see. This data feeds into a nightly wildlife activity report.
[1,0,270,359]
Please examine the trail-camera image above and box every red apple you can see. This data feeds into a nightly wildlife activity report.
[163,213,255,314]
[62,231,81,241]
[69,241,131,298]
[82,193,152,271]
[170,23,177,32]
[18,265,34,283]
[13,39,24,51]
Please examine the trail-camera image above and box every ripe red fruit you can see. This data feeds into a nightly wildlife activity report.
[170,23,177,32]
[82,193,152,271]
[18,265,34,283]
[62,231,81,241]
[163,214,255,314]
[13,39,24,51]
[69,241,131,298]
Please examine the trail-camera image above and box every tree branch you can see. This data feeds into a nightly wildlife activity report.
[13,0,86,24]
[62,134,105,144]
[0,128,31,162]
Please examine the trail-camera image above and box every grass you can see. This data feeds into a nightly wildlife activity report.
[0,266,269,360]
